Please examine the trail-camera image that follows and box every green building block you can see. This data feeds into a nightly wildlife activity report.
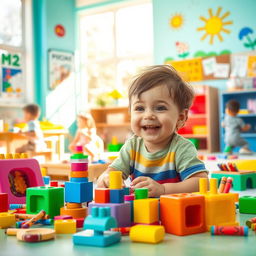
[26,186,64,218]
[211,172,256,191]
[134,188,148,199]
[239,196,256,214]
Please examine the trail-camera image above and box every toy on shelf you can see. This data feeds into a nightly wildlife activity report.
[60,146,92,218]
[107,136,123,152]
[73,206,121,247]
[0,153,44,204]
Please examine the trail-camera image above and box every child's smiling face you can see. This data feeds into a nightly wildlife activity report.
[130,84,187,152]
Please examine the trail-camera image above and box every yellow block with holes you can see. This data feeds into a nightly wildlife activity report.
[0,213,16,228]
[130,225,165,244]
[134,198,159,224]
[54,219,76,234]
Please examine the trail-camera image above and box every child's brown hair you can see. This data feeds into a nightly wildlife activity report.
[23,104,40,118]
[226,99,240,114]
[128,65,194,112]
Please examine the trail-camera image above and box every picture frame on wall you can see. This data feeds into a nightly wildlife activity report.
[48,49,74,90]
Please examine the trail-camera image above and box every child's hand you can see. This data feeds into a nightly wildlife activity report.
[131,176,165,198]
[242,124,251,132]
[96,172,110,188]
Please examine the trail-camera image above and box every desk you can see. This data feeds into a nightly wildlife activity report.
[0,212,255,256]
[40,162,110,181]
[0,130,68,160]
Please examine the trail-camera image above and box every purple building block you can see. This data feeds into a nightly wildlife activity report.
[88,202,131,227]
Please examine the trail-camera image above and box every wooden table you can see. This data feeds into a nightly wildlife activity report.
[40,162,109,181]
[0,130,68,160]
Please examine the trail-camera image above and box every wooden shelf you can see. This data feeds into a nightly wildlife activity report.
[96,122,130,128]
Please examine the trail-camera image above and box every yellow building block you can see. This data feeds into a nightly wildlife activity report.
[109,171,122,189]
[54,219,76,234]
[0,213,16,228]
[130,225,165,244]
[198,178,238,229]
[134,198,159,224]
[232,160,256,172]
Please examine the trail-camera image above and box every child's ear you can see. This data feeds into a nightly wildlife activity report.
[176,109,188,130]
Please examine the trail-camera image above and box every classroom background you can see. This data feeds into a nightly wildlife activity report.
[1,0,256,255]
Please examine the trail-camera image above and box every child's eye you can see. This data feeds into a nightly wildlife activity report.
[155,105,167,111]
[134,106,144,112]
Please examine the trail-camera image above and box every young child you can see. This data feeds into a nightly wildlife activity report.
[16,104,46,153]
[222,99,252,154]
[69,111,104,161]
[97,65,208,197]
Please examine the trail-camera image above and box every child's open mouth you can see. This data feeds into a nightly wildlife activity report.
[141,125,161,131]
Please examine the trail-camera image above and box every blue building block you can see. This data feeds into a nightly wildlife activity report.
[123,187,130,195]
[70,177,88,183]
[43,176,50,185]
[65,181,93,203]
[73,207,121,247]
[110,189,124,203]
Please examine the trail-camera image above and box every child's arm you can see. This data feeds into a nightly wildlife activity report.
[241,124,251,132]
[68,131,81,152]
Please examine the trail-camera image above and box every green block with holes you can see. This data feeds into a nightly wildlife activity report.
[211,172,256,191]
[239,196,256,214]
[26,186,64,218]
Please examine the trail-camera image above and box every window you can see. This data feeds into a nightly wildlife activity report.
[79,1,153,106]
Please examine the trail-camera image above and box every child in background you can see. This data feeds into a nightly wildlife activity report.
[97,65,208,197]
[222,99,252,154]
[16,104,46,153]
[69,111,104,161]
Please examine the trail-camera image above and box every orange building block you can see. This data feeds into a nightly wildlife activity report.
[70,171,88,178]
[160,193,206,236]
[60,206,87,218]
[94,188,110,203]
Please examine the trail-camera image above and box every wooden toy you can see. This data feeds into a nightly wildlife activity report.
[26,186,64,218]
[73,207,121,247]
[0,212,16,228]
[54,215,73,220]
[88,202,131,227]
[160,193,206,236]
[95,188,110,203]
[21,210,46,228]
[0,157,44,203]
[0,193,8,212]
[245,217,256,228]
[239,196,256,214]
[60,206,87,218]
[198,178,238,229]
[211,225,248,236]
[134,198,159,224]
[16,228,55,242]
[54,219,77,234]
[130,225,165,244]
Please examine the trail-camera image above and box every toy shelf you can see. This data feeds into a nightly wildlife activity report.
[178,85,219,153]
[219,89,256,152]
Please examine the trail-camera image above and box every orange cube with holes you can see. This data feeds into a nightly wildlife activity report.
[160,193,206,236]
[70,171,88,178]
[94,188,110,203]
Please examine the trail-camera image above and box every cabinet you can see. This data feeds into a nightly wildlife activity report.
[220,90,256,152]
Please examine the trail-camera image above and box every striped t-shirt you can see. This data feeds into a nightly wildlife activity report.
[109,133,207,183]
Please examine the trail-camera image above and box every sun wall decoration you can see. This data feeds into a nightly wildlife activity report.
[169,14,184,30]
[197,7,233,45]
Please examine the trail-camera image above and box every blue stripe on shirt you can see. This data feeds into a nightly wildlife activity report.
[130,167,180,181]
[180,164,206,180]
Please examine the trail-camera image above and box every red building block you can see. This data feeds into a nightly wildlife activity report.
[95,188,110,203]
[0,193,8,212]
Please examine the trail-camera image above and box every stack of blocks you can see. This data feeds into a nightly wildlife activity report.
[89,171,131,227]
[60,146,93,218]
[73,206,121,247]
[0,193,16,229]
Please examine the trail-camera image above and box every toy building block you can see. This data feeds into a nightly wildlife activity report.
[109,171,122,189]
[54,215,73,220]
[134,198,158,224]
[0,212,16,228]
[0,193,8,212]
[95,188,110,203]
[135,188,148,199]
[75,218,85,228]
[70,171,88,178]
[26,186,64,218]
[0,158,44,204]
[211,171,256,191]
[130,225,165,244]
[60,206,87,219]
[198,178,238,229]
[65,181,93,203]
[110,189,125,204]
[89,202,131,227]
[70,177,88,183]
[54,219,77,234]
[239,196,256,214]
[160,193,206,236]
[71,162,88,171]
[124,195,135,222]
[73,207,121,247]
[43,176,50,185]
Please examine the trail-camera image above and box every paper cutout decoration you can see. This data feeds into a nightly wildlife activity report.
[197,7,233,44]
[214,63,230,78]
[202,57,216,75]
[169,14,184,30]
[238,27,256,50]
[231,55,248,77]
[247,56,256,77]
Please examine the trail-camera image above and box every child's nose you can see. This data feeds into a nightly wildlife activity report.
[144,110,156,120]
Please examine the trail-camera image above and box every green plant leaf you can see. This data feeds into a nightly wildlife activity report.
[244,42,252,47]
[193,51,206,57]
[219,50,231,55]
